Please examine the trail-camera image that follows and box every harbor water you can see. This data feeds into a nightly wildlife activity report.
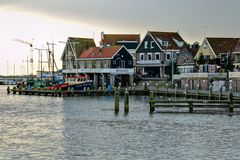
[1,86,240,160]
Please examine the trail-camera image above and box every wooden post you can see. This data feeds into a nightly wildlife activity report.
[155,83,159,94]
[209,83,212,100]
[165,83,169,97]
[13,87,16,94]
[114,90,119,113]
[149,91,155,113]
[98,87,102,96]
[124,89,129,113]
[196,84,200,99]
[189,102,193,113]
[87,87,91,96]
[133,83,136,95]
[184,84,188,99]
[219,84,222,100]
[174,83,178,99]
[229,83,234,113]
[7,86,10,94]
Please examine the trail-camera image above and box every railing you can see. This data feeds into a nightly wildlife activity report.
[62,68,134,75]
[137,60,161,64]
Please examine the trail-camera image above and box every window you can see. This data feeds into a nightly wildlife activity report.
[119,60,125,68]
[144,41,148,49]
[162,41,169,47]
[140,53,144,60]
[147,53,152,60]
[166,52,171,60]
[203,43,207,49]
[155,53,160,60]
[113,60,116,65]
[150,41,154,49]
[128,60,132,65]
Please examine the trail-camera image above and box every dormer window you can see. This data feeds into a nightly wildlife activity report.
[162,41,169,47]
[203,43,207,49]
[144,41,148,49]
[150,41,154,49]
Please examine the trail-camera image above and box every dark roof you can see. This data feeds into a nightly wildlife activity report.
[79,46,122,59]
[100,34,140,46]
[206,37,239,55]
[149,31,185,50]
[62,37,96,59]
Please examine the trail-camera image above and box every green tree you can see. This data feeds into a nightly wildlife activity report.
[222,53,234,72]
[196,52,207,65]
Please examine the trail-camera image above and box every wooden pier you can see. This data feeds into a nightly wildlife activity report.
[149,91,240,114]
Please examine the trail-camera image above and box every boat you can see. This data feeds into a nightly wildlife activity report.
[48,75,93,90]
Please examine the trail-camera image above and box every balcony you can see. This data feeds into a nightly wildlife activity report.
[137,60,161,64]
[63,68,134,75]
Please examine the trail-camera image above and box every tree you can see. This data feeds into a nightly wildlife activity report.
[222,53,234,72]
[196,52,207,66]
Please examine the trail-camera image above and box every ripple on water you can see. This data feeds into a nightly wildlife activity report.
[1,86,240,159]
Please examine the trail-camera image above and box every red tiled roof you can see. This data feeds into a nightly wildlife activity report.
[206,37,240,55]
[149,31,185,50]
[79,46,122,59]
[100,34,140,45]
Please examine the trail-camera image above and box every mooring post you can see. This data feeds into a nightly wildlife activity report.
[133,83,136,95]
[229,82,234,113]
[219,84,222,100]
[184,84,188,99]
[189,102,193,113]
[149,91,155,113]
[209,83,213,100]
[196,84,200,99]
[7,86,10,94]
[12,87,16,94]
[165,83,169,97]
[155,83,159,94]
[118,83,121,95]
[124,89,129,113]
[114,90,119,113]
[174,83,178,99]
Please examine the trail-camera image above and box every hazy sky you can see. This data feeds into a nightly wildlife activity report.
[0,0,240,75]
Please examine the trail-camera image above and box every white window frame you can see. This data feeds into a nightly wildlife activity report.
[162,41,169,47]
[166,52,171,60]
[147,53,152,61]
[150,41,154,49]
[144,41,148,49]
[155,52,160,60]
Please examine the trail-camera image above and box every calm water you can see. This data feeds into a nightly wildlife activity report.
[1,86,240,160]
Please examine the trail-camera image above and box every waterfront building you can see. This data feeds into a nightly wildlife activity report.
[135,31,186,80]
[61,37,96,75]
[78,45,134,88]
[176,37,240,91]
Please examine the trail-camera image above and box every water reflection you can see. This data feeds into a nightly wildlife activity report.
[1,86,240,159]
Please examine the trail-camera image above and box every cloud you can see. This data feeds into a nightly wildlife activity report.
[1,0,240,39]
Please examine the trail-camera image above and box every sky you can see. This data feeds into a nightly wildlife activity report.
[0,0,240,75]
